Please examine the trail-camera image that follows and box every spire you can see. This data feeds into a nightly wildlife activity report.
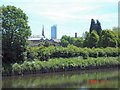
[42,25,45,38]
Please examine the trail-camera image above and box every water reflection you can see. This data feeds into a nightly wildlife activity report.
[2,68,119,88]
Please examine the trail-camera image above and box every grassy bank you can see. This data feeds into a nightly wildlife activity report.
[2,57,119,76]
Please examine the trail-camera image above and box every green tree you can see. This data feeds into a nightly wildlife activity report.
[60,39,69,47]
[96,20,102,36]
[2,5,31,64]
[60,35,70,47]
[89,19,102,36]
[88,30,99,48]
[74,37,83,47]
[90,19,96,33]
[83,31,90,47]
[99,30,117,48]
[112,27,120,47]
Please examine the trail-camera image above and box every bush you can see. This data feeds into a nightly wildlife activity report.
[89,49,98,58]
[104,47,118,57]
[33,60,43,71]
[21,61,33,72]
[12,63,22,74]
[82,51,89,59]
[27,46,118,61]
[96,48,106,57]
[4,57,119,75]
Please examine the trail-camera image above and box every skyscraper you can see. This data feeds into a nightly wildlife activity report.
[51,24,57,39]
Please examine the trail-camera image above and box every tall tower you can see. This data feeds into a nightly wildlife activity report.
[42,25,45,38]
[51,24,57,39]
[75,32,77,38]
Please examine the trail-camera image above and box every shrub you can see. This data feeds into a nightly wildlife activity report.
[21,61,33,72]
[27,46,118,61]
[91,49,98,58]
[82,51,89,59]
[4,57,119,75]
[96,48,106,57]
[33,60,43,71]
[12,63,22,74]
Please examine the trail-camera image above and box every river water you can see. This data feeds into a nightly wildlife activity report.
[2,68,119,89]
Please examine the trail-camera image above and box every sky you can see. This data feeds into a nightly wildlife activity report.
[1,0,119,39]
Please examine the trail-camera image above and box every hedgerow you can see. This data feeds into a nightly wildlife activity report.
[9,57,119,75]
[26,45,119,61]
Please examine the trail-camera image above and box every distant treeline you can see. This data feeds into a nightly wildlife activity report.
[60,27,119,48]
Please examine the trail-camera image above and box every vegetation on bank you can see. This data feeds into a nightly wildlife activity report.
[1,5,120,77]
[27,45,119,61]
[2,57,119,76]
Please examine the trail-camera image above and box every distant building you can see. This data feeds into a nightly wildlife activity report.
[42,25,45,38]
[28,25,60,47]
[28,25,46,46]
[75,32,77,38]
[51,25,57,39]
[28,35,46,47]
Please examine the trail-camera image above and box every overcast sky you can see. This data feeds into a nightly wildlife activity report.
[1,0,119,39]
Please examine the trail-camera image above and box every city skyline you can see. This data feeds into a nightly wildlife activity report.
[1,0,118,39]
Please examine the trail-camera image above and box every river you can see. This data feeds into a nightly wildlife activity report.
[2,68,119,89]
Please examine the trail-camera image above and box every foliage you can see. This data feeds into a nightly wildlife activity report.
[12,63,22,74]
[26,45,119,61]
[83,32,90,47]
[38,40,56,47]
[74,37,83,47]
[60,35,72,47]
[60,35,83,47]
[112,27,120,47]
[82,51,89,59]
[10,57,119,75]
[2,5,31,64]
[99,30,117,48]
[89,19,102,36]
[87,30,99,48]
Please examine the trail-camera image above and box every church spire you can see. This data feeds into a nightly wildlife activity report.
[42,25,45,38]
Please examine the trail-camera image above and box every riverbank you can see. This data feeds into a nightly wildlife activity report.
[2,57,119,76]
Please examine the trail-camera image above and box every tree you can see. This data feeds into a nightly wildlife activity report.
[90,19,96,33]
[2,5,31,64]
[83,31,90,47]
[60,35,71,47]
[74,37,83,47]
[88,30,99,48]
[89,19,102,36]
[60,35,83,47]
[112,27,120,47]
[96,20,102,36]
[60,39,69,47]
[99,30,117,48]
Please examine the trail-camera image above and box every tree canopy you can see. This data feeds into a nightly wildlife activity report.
[2,5,31,64]
[60,35,83,47]
[99,30,118,48]
[89,19,102,36]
